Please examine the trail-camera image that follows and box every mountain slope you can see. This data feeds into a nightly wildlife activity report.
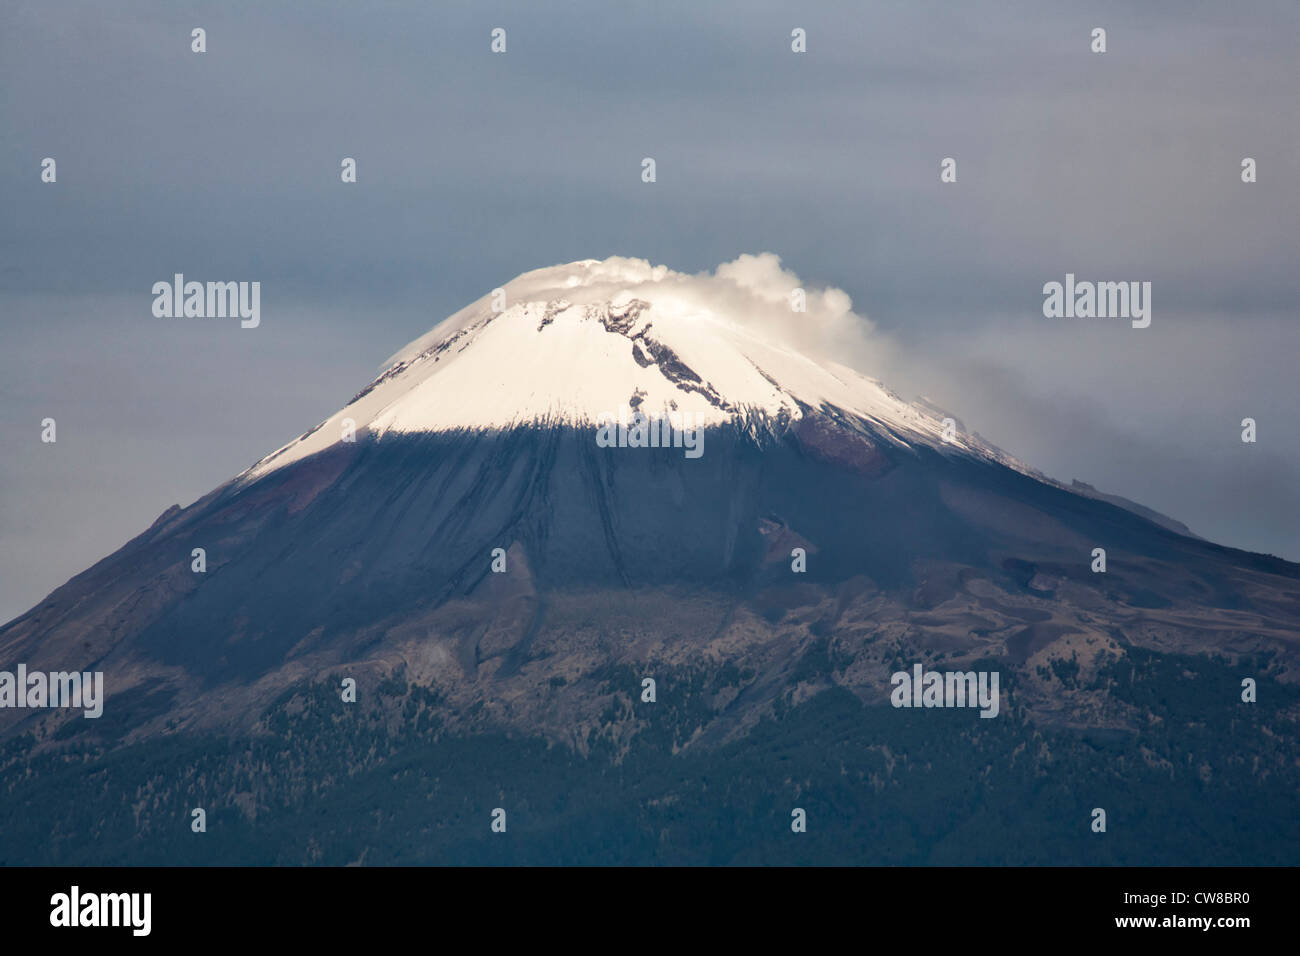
[1,256,1298,865]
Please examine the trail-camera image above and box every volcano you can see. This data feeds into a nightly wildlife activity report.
[3,257,1298,866]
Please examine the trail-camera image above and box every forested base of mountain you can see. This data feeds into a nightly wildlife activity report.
[2,648,1296,866]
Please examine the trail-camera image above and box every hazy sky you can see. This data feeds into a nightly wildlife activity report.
[2,0,1298,623]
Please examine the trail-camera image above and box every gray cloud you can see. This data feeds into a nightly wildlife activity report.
[1,0,1297,620]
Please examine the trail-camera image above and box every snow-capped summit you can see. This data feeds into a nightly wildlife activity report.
[240,256,1029,482]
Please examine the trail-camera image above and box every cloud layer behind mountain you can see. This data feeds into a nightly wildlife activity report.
[0,0,1296,621]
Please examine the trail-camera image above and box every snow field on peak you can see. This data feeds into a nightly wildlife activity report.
[238,258,992,482]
